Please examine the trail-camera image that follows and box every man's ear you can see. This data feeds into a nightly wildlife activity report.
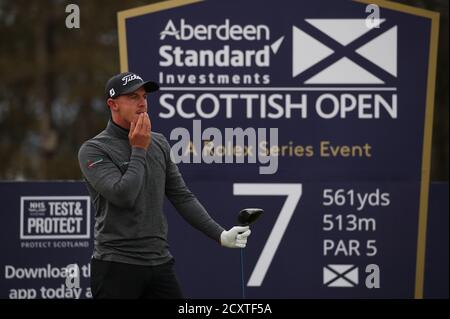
[107,98,118,111]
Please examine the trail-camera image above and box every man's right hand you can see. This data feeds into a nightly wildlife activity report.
[129,113,151,150]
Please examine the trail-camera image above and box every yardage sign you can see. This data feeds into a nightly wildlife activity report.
[118,0,438,298]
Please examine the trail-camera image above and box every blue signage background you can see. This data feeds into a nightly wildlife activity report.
[0,182,93,299]
[117,0,440,297]
[0,182,447,298]
[125,0,430,179]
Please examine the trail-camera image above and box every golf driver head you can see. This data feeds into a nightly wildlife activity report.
[238,208,263,226]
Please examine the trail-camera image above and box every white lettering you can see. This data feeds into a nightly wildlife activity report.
[160,19,270,41]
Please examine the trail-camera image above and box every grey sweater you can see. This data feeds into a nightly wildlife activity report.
[78,120,225,266]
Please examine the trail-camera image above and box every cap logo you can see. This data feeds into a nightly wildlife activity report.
[122,74,143,86]
[109,88,115,97]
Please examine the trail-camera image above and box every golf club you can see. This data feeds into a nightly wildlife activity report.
[238,208,263,299]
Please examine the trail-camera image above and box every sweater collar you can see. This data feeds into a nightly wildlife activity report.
[106,118,129,140]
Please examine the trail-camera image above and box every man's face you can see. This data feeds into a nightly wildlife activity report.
[108,87,148,128]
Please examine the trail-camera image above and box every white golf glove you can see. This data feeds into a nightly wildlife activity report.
[220,226,251,248]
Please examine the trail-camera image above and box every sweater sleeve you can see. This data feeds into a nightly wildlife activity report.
[78,142,147,209]
[162,136,225,242]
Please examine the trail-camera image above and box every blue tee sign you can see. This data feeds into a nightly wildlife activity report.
[118,0,439,298]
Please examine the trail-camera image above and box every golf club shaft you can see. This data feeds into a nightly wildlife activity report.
[240,248,245,299]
